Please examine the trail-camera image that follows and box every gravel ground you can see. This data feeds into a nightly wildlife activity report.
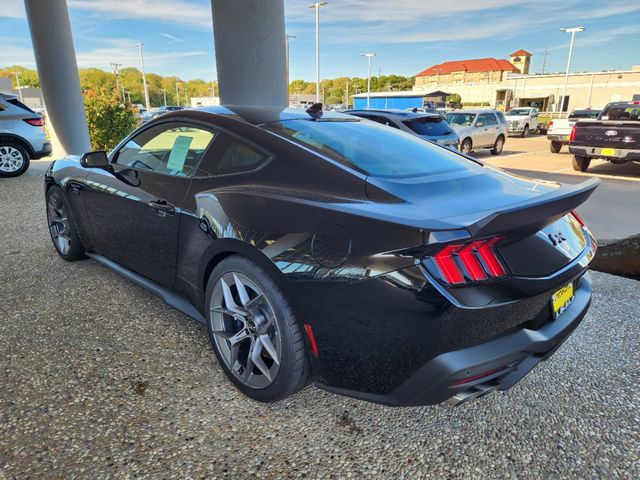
[1,161,639,479]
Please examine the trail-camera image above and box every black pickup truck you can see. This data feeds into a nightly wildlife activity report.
[569,101,640,171]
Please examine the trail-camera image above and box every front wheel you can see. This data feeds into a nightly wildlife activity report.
[491,136,504,155]
[0,142,30,177]
[521,125,530,137]
[572,155,591,172]
[206,255,311,402]
[460,138,472,155]
[550,141,562,153]
[46,186,86,261]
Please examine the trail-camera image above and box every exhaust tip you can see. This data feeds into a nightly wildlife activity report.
[446,383,499,407]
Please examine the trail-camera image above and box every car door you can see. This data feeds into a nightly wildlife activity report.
[84,121,216,287]
[473,114,492,146]
[484,113,500,145]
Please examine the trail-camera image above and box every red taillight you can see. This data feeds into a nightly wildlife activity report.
[548,120,553,129]
[430,236,507,285]
[571,209,586,227]
[569,124,577,142]
[23,117,43,127]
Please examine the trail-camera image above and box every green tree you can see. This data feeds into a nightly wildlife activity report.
[446,93,462,104]
[84,89,137,151]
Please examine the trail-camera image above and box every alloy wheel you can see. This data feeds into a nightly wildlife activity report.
[47,192,72,255]
[209,272,281,389]
[495,137,504,153]
[0,146,25,173]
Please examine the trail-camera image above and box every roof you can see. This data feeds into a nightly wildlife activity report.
[346,109,442,119]
[510,49,532,57]
[416,58,519,77]
[351,91,425,99]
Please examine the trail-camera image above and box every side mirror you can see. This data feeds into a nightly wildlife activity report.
[81,151,109,168]
[475,121,485,128]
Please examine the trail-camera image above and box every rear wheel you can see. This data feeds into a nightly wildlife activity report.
[460,138,472,155]
[521,125,530,137]
[46,186,86,261]
[0,142,30,177]
[206,255,310,402]
[491,136,504,155]
[550,141,562,153]
[572,155,591,172]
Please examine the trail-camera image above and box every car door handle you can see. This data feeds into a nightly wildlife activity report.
[148,199,176,217]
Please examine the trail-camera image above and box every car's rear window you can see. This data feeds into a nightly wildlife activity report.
[265,119,476,178]
[8,98,36,114]
[569,110,600,119]
[402,116,453,136]
[599,104,640,121]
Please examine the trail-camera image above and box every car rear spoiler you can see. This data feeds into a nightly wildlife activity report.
[459,177,599,237]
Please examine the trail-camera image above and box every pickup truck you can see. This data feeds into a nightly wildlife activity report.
[504,107,539,137]
[569,101,640,171]
[547,109,601,153]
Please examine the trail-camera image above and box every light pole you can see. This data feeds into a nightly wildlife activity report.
[110,62,122,98]
[12,72,24,102]
[161,89,167,106]
[175,82,181,107]
[558,26,584,114]
[308,2,328,103]
[285,33,296,96]
[361,53,375,109]
[136,42,151,110]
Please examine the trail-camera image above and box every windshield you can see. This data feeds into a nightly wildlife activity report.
[444,113,476,126]
[568,110,600,119]
[265,119,476,178]
[506,108,531,116]
[402,117,453,136]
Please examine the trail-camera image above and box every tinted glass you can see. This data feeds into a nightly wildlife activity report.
[214,137,266,174]
[115,123,215,177]
[600,104,640,121]
[506,108,532,116]
[485,113,498,126]
[266,119,476,178]
[8,98,36,114]
[496,112,507,124]
[476,114,489,125]
[568,110,600,119]
[445,112,476,126]
[353,114,398,128]
[402,117,452,136]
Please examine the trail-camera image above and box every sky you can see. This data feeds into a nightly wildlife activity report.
[1,0,639,82]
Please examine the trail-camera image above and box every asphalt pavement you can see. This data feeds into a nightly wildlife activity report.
[1,161,639,479]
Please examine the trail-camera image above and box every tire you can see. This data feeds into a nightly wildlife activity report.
[205,255,311,402]
[491,135,504,155]
[0,141,30,177]
[521,124,529,137]
[550,141,562,153]
[460,138,472,155]
[45,186,86,261]
[572,155,591,172]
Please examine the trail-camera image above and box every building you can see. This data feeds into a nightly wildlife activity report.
[190,96,221,107]
[352,90,449,110]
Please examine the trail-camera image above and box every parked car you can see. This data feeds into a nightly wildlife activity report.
[346,109,459,149]
[569,101,640,171]
[45,105,598,406]
[0,92,52,177]
[505,107,539,137]
[547,109,601,153]
[139,105,184,124]
[444,109,508,155]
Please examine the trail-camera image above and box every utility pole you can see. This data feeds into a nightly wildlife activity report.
[136,42,151,110]
[175,82,181,106]
[345,78,349,108]
[540,48,549,75]
[558,27,585,114]
[161,89,167,106]
[361,53,375,109]
[308,2,328,103]
[110,62,122,97]
[12,72,23,102]
[285,33,296,96]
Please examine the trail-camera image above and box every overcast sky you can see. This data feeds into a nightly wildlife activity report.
[1,0,639,81]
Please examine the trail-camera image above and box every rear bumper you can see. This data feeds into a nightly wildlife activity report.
[547,134,570,143]
[32,141,52,159]
[318,271,592,407]
[569,145,640,161]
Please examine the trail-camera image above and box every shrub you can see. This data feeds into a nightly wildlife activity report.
[84,89,137,151]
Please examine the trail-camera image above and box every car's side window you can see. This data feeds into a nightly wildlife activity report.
[486,113,498,126]
[197,135,268,176]
[114,122,215,177]
[476,114,488,126]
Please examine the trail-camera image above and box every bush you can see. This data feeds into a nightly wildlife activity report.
[84,89,137,151]
[446,93,461,104]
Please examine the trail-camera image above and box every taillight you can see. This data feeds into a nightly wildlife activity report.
[569,124,577,142]
[548,121,553,129]
[571,209,586,227]
[23,118,43,127]
[430,236,507,285]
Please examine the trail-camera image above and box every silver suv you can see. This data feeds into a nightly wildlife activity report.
[444,109,508,155]
[0,92,51,177]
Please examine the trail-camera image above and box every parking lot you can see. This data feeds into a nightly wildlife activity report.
[1,157,639,478]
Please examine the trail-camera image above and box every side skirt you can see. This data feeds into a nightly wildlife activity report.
[86,253,207,325]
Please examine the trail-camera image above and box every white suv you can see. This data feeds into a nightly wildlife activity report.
[504,107,539,137]
[444,109,508,155]
[0,92,51,177]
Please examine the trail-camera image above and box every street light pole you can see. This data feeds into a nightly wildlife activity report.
[285,33,296,98]
[136,42,151,110]
[12,72,24,102]
[110,62,122,98]
[361,53,375,109]
[558,26,584,114]
[175,82,181,107]
[161,89,167,106]
[308,2,328,103]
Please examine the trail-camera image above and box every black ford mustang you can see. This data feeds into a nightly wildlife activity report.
[45,105,598,406]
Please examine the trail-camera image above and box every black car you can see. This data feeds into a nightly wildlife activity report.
[45,105,598,406]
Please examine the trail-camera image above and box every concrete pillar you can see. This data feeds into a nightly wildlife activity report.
[211,0,287,107]
[24,0,91,155]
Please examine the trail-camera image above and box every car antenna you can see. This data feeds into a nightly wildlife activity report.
[306,102,323,119]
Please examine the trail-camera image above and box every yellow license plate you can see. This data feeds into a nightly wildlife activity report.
[552,283,574,318]
[601,148,616,156]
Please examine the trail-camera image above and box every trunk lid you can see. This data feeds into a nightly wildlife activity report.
[572,120,640,149]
